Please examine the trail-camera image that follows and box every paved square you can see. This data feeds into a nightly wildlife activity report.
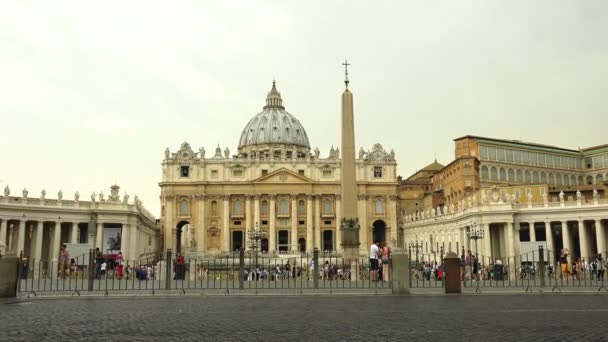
[1,294,607,341]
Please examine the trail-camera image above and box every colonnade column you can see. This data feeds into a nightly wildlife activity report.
[561,221,571,259]
[335,195,342,253]
[34,221,43,260]
[506,222,515,280]
[290,196,298,252]
[268,195,275,253]
[51,222,61,280]
[0,220,7,250]
[17,220,26,254]
[245,195,252,251]
[306,195,313,253]
[163,195,175,253]
[482,223,491,259]
[544,221,554,255]
[70,223,78,244]
[314,195,321,250]
[129,223,138,260]
[95,222,103,251]
[121,223,130,260]
[578,220,589,260]
[529,222,536,242]
[596,219,606,255]
[222,195,230,252]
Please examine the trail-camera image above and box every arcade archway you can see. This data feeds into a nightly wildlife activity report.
[372,220,386,244]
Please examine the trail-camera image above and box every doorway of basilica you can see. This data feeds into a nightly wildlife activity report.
[175,221,190,255]
[372,220,386,244]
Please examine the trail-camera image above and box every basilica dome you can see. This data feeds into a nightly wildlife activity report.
[238,82,310,157]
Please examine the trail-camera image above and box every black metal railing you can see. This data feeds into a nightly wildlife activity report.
[17,248,392,295]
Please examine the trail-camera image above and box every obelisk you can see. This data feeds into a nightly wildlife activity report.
[339,60,361,266]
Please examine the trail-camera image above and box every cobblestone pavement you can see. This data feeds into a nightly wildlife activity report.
[1,295,607,341]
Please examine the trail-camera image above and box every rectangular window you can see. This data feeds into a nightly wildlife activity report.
[232,169,243,177]
[180,166,190,177]
[479,145,488,160]
[497,148,505,162]
[488,146,496,161]
[515,189,521,199]
[374,166,383,178]
[505,149,513,162]
[261,220,268,226]
[324,220,332,225]
[233,220,241,226]
[514,150,521,163]
[322,170,332,177]
[261,169,268,176]
[211,169,219,178]
[298,220,305,225]
[298,170,305,176]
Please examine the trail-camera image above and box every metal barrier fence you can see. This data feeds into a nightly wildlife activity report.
[408,247,608,292]
[17,248,392,296]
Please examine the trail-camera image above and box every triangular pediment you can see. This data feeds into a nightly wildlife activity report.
[253,168,313,184]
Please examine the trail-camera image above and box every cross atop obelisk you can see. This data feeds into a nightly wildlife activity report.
[342,59,350,88]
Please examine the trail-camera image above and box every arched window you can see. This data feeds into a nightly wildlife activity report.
[278,198,289,216]
[375,198,384,215]
[499,168,507,181]
[586,175,593,185]
[540,172,547,184]
[578,176,584,186]
[481,166,489,180]
[525,170,532,184]
[516,169,524,183]
[532,171,539,184]
[179,198,189,216]
[233,198,243,216]
[490,167,498,181]
[597,174,604,184]
[261,200,269,216]
[298,200,305,216]
[548,173,554,186]
[557,174,563,186]
[322,198,333,215]
[508,169,515,182]
[564,175,571,186]
[211,201,218,216]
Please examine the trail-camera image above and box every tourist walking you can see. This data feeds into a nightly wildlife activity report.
[369,240,379,281]
[59,244,70,279]
[560,248,569,279]
[597,253,605,282]
[116,252,124,279]
[380,242,390,282]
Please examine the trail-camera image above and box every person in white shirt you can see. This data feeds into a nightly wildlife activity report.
[369,240,380,281]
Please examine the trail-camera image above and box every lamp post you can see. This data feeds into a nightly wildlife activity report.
[409,240,422,266]
[247,222,265,269]
[466,222,484,291]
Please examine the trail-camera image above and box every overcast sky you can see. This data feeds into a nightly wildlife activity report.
[1,1,607,216]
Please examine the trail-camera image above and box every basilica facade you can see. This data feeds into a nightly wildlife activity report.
[160,82,399,256]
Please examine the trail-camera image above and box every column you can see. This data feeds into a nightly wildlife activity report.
[129,224,138,261]
[70,222,78,244]
[596,219,606,256]
[388,195,398,247]
[52,222,62,261]
[314,195,321,249]
[268,195,275,253]
[16,220,26,255]
[222,195,230,252]
[121,223,130,260]
[306,194,313,253]
[245,195,252,251]
[561,221,571,258]
[34,221,43,260]
[506,222,515,280]
[196,195,206,254]
[0,220,7,250]
[164,196,175,252]
[95,222,103,250]
[529,222,536,242]
[357,194,368,252]
[482,223,491,259]
[506,222,515,257]
[290,195,298,252]
[578,220,589,260]
[544,221,554,256]
[335,195,342,252]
